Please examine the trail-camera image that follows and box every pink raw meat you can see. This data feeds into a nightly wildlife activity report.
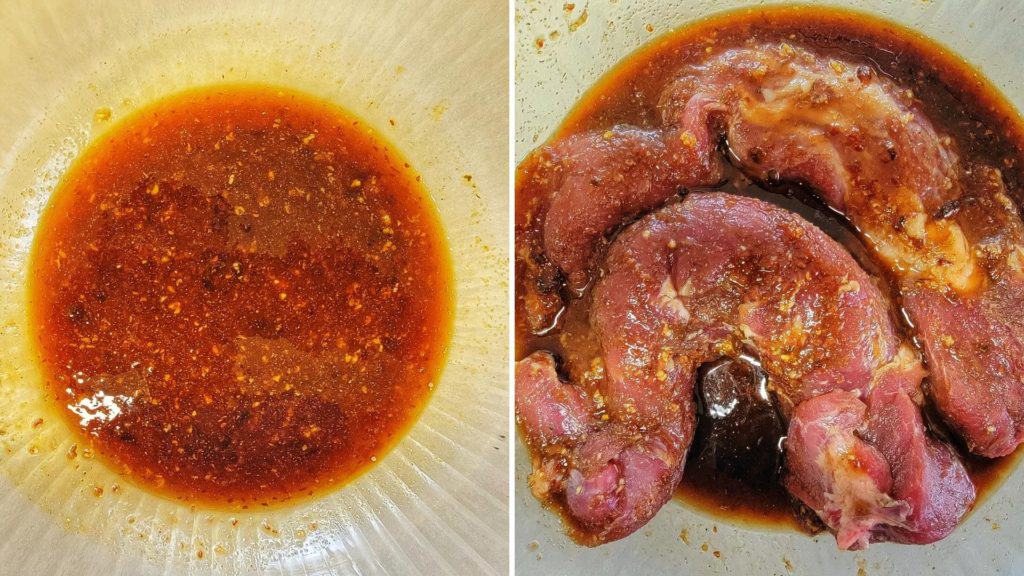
[516,193,974,547]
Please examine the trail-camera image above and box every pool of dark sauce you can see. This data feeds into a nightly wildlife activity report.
[32,85,453,510]
[515,6,1024,532]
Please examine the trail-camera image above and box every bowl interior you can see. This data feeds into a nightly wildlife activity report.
[0,1,508,574]
[515,1,1024,574]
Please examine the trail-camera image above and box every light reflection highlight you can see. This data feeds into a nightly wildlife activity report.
[67,390,133,428]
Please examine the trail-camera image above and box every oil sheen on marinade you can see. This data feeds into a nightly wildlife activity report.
[515,7,1024,529]
[31,86,452,508]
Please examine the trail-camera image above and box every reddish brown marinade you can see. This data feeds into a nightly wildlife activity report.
[31,85,452,509]
[515,6,1024,530]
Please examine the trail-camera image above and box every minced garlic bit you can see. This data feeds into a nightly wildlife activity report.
[837,278,860,295]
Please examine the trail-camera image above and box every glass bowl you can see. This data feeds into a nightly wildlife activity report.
[515,1,1024,574]
[0,1,508,574]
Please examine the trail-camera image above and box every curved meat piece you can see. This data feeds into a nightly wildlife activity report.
[862,366,976,545]
[899,175,1024,456]
[660,42,1024,456]
[541,127,677,293]
[543,100,724,292]
[517,96,725,334]
[787,350,974,548]
[516,193,973,547]
[516,352,596,444]
[784,391,909,550]
[516,352,683,543]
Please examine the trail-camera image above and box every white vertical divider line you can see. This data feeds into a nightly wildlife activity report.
[507,0,518,574]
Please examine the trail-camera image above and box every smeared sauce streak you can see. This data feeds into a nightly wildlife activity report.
[515,6,1024,530]
[31,85,452,509]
